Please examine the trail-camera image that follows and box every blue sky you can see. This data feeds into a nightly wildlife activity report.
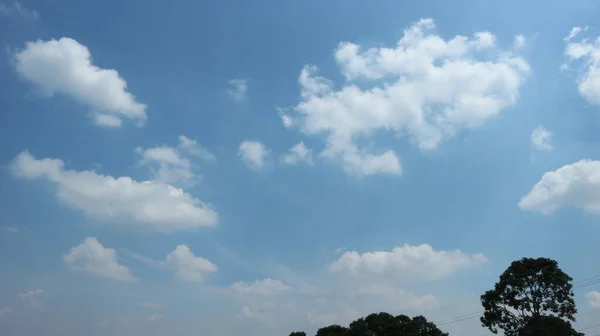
[1,0,600,335]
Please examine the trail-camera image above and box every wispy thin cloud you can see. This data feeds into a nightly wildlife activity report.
[1,226,19,234]
[0,2,39,20]
[228,79,247,101]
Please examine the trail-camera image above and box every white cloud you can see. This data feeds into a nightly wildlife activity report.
[280,142,313,165]
[563,27,600,105]
[239,140,270,169]
[0,306,12,317]
[330,243,488,281]
[14,38,147,127]
[228,79,247,101]
[18,289,43,298]
[136,145,195,185]
[178,135,216,161]
[587,291,600,308]
[519,159,600,215]
[284,18,529,176]
[513,34,526,49]
[63,237,136,282]
[0,2,38,20]
[11,151,218,231]
[278,107,295,128]
[231,278,292,295]
[564,26,587,42]
[136,136,213,186]
[164,245,218,282]
[530,125,553,151]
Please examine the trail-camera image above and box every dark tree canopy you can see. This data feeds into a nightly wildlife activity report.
[310,312,447,336]
[289,332,307,336]
[480,257,577,336]
[315,325,349,336]
[349,313,448,336]
[519,315,583,336]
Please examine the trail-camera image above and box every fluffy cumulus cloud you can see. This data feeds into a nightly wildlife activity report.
[530,125,553,151]
[563,26,600,105]
[136,135,215,186]
[163,245,218,282]
[587,291,600,308]
[13,38,147,127]
[228,78,248,101]
[63,237,136,281]
[231,278,292,295]
[283,18,529,176]
[330,243,488,281]
[11,151,218,231]
[239,140,270,169]
[281,142,313,165]
[519,159,600,215]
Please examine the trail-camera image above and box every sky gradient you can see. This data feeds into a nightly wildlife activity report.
[1,0,600,335]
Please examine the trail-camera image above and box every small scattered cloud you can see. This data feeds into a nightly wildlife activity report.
[164,245,218,282]
[135,135,214,186]
[0,226,19,233]
[513,34,526,49]
[18,289,45,310]
[587,291,600,308]
[0,2,38,20]
[146,313,164,322]
[0,306,12,317]
[277,107,295,128]
[178,135,216,161]
[63,237,136,282]
[231,278,292,295]
[228,79,247,101]
[18,289,43,298]
[564,26,587,42]
[133,245,218,282]
[239,140,270,169]
[281,142,313,166]
[531,125,553,151]
[13,38,147,127]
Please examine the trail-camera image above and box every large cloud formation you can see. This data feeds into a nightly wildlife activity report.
[283,18,529,176]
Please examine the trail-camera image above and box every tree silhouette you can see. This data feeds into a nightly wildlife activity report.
[519,315,583,336]
[480,257,577,336]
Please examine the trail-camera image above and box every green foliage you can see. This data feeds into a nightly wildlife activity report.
[519,315,583,336]
[480,257,577,336]
[289,332,307,336]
